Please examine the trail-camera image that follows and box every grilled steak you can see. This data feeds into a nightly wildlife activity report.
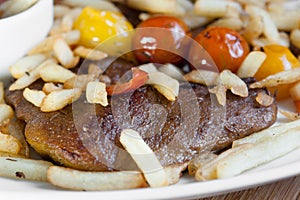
[5,58,277,171]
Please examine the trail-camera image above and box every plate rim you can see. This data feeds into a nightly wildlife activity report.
[1,157,299,200]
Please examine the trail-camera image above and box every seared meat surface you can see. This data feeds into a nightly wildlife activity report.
[5,58,277,171]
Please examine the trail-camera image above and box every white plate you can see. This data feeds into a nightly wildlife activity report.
[0,96,299,200]
[0,36,299,199]
[0,147,299,200]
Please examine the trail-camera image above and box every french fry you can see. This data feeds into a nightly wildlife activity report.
[225,7,240,20]
[245,5,281,44]
[235,0,266,8]
[41,88,82,112]
[232,119,300,147]
[188,152,217,176]
[250,67,300,89]
[181,14,213,29]
[195,144,251,181]
[243,15,264,42]
[120,129,169,187]
[47,166,147,191]
[53,38,75,68]
[217,127,300,178]
[23,88,46,107]
[74,46,108,61]
[177,0,193,12]
[60,0,119,12]
[0,132,21,154]
[279,109,300,121]
[126,0,190,16]
[0,104,14,123]
[237,51,267,78]
[0,156,53,181]
[283,0,300,11]
[270,11,300,31]
[9,54,46,79]
[184,70,219,86]
[86,81,108,106]
[39,63,76,83]
[0,152,24,158]
[194,0,242,18]
[164,163,188,185]
[209,17,243,31]
[8,118,29,158]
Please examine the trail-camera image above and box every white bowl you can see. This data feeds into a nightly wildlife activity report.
[0,0,53,79]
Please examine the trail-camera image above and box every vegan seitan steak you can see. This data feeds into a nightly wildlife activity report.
[5,58,277,171]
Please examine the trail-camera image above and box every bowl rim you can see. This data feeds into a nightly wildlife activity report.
[0,0,47,23]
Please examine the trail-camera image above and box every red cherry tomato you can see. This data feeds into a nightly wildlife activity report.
[189,27,249,72]
[132,16,191,64]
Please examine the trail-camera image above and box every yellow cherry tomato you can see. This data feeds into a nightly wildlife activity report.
[73,7,133,56]
[254,44,300,100]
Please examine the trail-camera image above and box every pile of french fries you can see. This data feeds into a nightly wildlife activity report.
[189,119,300,180]
[0,0,300,191]
[0,82,54,182]
[133,0,300,50]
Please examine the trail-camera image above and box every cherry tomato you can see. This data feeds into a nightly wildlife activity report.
[255,44,300,100]
[132,16,191,64]
[189,27,249,72]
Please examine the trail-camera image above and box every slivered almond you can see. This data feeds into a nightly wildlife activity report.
[86,81,108,106]
[23,88,46,107]
[41,88,82,112]
[74,46,108,61]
